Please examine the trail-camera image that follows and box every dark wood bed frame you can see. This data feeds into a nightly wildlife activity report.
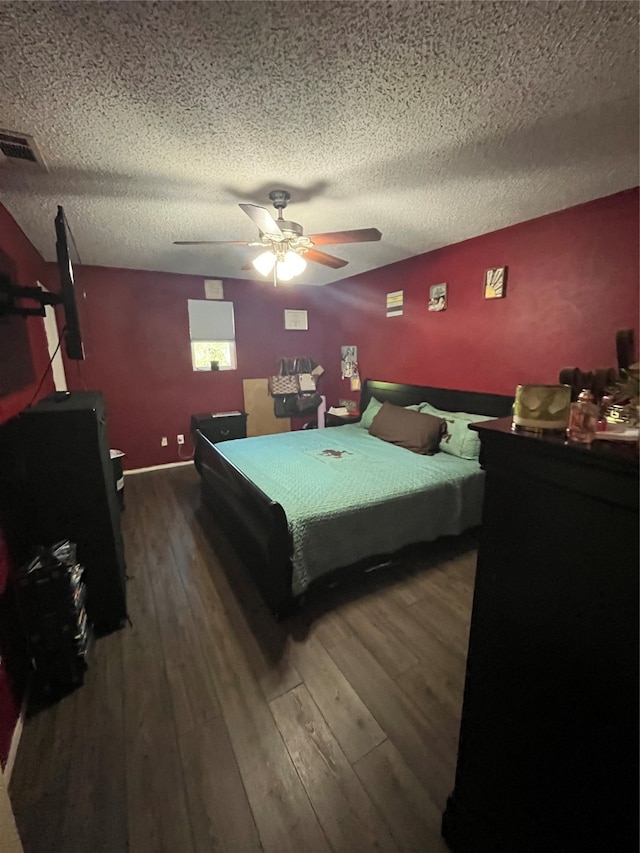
[196,379,514,619]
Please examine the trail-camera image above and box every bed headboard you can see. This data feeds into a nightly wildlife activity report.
[359,379,514,418]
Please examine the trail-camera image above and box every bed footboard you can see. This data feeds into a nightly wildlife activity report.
[197,432,296,619]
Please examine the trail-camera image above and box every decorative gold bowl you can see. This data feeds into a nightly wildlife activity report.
[512,384,572,432]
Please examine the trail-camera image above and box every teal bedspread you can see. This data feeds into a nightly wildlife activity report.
[215,425,485,596]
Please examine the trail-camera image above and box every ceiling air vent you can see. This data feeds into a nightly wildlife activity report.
[0,130,46,168]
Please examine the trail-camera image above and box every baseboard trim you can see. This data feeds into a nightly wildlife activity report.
[3,685,29,783]
[125,461,193,476]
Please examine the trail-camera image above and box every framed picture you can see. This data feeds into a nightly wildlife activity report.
[428,283,447,312]
[341,345,357,378]
[386,290,403,317]
[484,267,507,299]
[204,278,224,299]
[284,309,308,330]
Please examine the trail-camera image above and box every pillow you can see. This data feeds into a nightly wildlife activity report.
[368,402,445,455]
[418,402,493,459]
[360,397,422,428]
[359,396,384,429]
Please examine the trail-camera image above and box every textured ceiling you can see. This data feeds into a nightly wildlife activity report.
[0,1,638,286]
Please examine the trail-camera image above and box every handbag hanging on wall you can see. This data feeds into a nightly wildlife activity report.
[268,374,300,395]
[297,373,316,392]
[270,355,324,417]
[273,395,300,418]
[295,392,322,414]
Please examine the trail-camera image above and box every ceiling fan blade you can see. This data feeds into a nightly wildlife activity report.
[239,203,283,238]
[305,248,349,269]
[240,260,254,270]
[174,240,248,245]
[306,227,382,246]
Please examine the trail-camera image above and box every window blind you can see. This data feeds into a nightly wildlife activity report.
[188,300,235,341]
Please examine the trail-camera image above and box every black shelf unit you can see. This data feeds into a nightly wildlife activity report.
[17,391,127,635]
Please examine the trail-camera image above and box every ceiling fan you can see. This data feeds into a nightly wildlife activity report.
[174,189,382,283]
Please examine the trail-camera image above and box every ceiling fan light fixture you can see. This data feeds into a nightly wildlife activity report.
[253,248,307,281]
[275,265,294,282]
[280,250,306,277]
[252,250,276,276]
[177,190,380,279]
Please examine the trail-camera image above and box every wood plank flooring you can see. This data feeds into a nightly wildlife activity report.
[9,465,479,853]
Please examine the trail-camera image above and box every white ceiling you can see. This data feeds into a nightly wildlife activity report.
[0,1,638,286]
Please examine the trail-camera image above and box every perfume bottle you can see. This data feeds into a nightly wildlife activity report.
[566,389,598,444]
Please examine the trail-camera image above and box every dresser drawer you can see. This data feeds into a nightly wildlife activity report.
[191,412,247,444]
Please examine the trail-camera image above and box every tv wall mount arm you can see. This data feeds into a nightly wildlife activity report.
[0,274,62,318]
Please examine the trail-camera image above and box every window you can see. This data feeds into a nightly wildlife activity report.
[188,299,237,371]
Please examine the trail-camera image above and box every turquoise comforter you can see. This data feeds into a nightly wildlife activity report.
[215,424,484,595]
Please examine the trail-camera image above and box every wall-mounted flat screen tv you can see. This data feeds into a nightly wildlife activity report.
[55,205,85,360]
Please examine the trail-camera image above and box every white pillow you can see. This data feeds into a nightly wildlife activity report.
[360,398,422,427]
[418,403,493,459]
[359,396,384,428]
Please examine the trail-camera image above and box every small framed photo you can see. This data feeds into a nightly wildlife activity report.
[428,283,447,312]
[386,290,403,317]
[284,309,308,330]
[484,267,507,299]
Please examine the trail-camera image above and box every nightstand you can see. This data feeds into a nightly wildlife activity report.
[325,413,360,427]
[190,412,248,444]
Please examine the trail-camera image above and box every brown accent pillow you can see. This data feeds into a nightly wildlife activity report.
[368,402,446,455]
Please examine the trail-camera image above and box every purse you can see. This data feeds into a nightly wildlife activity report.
[295,392,322,413]
[298,373,316,392]
[268,374,300,395]
[273,395,300,418]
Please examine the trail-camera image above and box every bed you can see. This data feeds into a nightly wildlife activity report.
[196,379,514,619]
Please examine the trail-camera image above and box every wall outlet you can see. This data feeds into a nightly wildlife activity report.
[177,434,185,445]
[161,436,168,447]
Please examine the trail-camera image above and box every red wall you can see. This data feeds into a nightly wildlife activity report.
[26,187,640,469]
[320,189,639,407]
[0,531,21,769]
[0,204,54,767]
[0,204,55,423]
[60,266,335,469]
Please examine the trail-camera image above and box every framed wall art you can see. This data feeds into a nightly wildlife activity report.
[386,290,404,317]
[484,267,507,299]
[284,309,308,330]
[341,346,357,377]
[428,283,447,312]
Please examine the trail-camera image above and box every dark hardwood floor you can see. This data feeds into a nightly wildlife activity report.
[9,465,478,853]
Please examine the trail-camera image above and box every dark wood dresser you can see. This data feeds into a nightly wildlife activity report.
[442,419,639,853]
